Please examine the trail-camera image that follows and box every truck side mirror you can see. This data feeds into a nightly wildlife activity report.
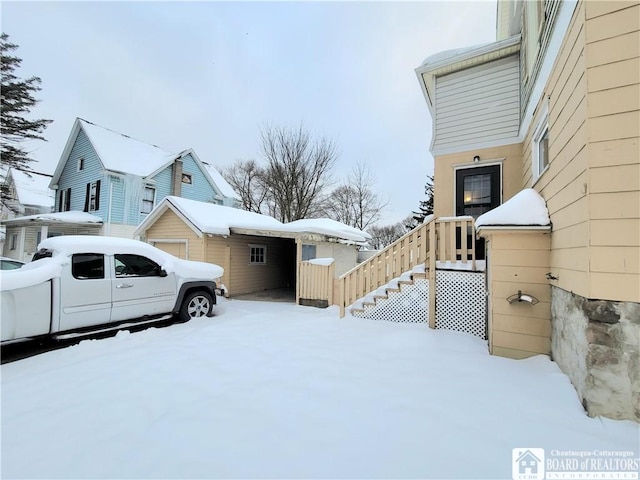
[159,269,168,277]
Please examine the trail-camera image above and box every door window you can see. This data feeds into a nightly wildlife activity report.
[455,165,501,218]
[72,254,105,280]
[114,254,163,277]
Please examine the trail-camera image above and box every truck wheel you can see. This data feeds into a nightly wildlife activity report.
[179,291,213,322]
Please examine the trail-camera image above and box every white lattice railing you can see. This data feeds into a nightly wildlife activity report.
[336,216,476,318]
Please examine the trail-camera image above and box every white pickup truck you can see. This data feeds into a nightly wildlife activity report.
[1,236,224,343]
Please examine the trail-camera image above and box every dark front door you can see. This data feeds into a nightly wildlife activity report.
[455,165,501,260]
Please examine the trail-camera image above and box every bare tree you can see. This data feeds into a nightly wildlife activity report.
[260,124,336,222]
[323,163,387,230]
[221,159,268,213]
[367,217,411,249]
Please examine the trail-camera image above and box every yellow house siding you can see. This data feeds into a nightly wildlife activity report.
[522,1,591,298]
[206,234,294,297]
[484,230,552,358]
[585,0,640,302]
[144,209,204,262]
[433,143,522,217]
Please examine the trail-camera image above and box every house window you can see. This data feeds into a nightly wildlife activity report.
[59,188,71,212]
[9,233,17,250]
[181,173,192,184]
[141,186,155,214]
[533,105,550,181]
[78,158,85,171]
[249,244,266,264]
[302,244,316,261]
[535,126,549,178]
[84,180,100,212]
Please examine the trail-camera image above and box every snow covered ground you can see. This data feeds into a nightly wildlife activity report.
[2,299,638,479]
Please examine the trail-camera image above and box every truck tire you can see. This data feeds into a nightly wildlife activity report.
[179,290,213,322]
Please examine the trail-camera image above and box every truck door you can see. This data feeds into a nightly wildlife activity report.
[110,253,177,322]
[59,253,112,331]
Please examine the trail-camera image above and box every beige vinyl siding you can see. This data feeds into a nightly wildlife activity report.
[585,1,640,302]
[484,230,551,359]
[523,1,590,298]
[433,55,520,152]
[144,209,204,262]
[433,143,522,218]
[206,235,295,297]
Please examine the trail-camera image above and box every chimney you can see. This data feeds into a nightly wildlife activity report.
[172,159,183,196]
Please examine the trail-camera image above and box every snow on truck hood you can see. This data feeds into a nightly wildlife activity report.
[0,236,223,292]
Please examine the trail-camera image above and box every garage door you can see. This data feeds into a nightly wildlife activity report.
[152,241,187,259]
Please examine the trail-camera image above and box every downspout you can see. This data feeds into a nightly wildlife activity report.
[107,181,113,236]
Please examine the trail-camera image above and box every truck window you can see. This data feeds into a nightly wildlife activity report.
[72,254,105,280]
[114,254,162,277]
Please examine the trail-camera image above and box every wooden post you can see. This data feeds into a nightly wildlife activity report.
[428,223,437,329]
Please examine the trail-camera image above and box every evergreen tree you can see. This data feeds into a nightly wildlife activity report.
[1,33,52,195]
[407,175,434,230]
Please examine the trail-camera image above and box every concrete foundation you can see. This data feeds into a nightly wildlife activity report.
[551,286,640,422]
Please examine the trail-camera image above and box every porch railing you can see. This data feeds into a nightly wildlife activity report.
[336,216,476,319]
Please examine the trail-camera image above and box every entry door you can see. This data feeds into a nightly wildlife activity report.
[455,165,501,260]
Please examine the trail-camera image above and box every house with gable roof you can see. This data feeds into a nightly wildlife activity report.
[0,168,54,220]
[48,118,240,239]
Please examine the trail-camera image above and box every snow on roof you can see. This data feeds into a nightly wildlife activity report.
[202,162,240,201]
[2,211,103,225]
[281,218,371,243]
[10,170,54,207]
[79,119,178,177]
[420,42,492,68]
[156,197,370,243]
[476,189,550,228]
[167,196,284,236]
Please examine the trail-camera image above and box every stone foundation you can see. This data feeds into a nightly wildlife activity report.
[551,286,640,422]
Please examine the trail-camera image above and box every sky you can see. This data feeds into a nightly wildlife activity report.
[3,1,498,225]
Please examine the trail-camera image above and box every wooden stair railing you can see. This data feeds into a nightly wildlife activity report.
[336,216,476,319]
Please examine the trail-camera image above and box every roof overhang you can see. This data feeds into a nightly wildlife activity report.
[415,34,521,112]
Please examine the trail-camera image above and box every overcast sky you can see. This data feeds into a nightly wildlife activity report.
[3,1,497,225]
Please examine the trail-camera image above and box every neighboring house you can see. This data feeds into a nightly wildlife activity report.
[413,0,639,421]
[2,211,102,262]
[0,168,55,256]
[134,196,370,304]
[48,118,240,239]
[0,168,54,220]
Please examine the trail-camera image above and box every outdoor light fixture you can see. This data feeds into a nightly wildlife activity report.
[507,290,539,305]
[473,155,480,163]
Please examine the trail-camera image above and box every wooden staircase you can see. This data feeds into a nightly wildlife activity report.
[336,216,478,325]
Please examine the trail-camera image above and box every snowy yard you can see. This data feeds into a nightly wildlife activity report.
[2,299,638,479]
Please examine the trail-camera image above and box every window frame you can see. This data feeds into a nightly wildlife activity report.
[302,244,317,261]
[9,233,17,251]
[249,244,267,265]
[59,188,71,212]
[71,253,105,280]
[141,185,156,214]
[532,103,550,182]
[78,157,85,171]
[181,173,193,185]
